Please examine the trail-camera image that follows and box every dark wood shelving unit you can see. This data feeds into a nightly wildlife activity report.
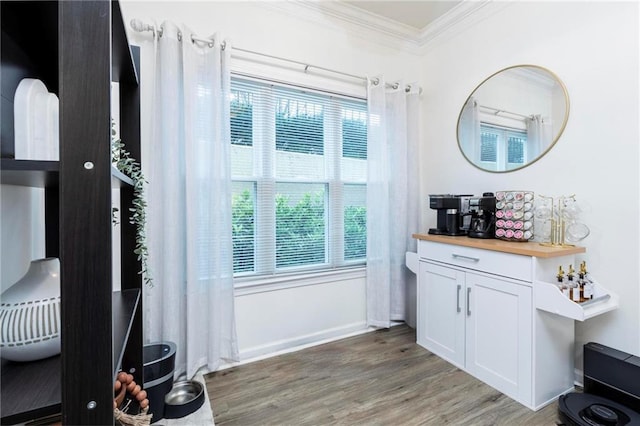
[0,290,140,425]
[1,1,143,424]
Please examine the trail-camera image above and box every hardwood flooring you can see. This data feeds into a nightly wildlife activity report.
[205,325,565,425]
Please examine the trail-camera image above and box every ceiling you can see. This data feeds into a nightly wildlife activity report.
[342,1,463,30]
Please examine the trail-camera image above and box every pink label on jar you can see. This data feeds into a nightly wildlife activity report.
[505,229,515,238]
[496,228,506,237]
[513,221,523,229]
[505,220,514,228]
[505,210,514,219]
[514,230,524,239]
[496,210,504,218]
[496,219,505,228]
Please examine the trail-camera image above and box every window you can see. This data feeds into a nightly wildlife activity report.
[231,78,367,277]
[479,124,527,171]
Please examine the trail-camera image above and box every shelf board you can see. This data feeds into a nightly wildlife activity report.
[0,159,59,187]
[113,289,141,373]
[0,161,134,188]
[0,355,61,425]
[112,166,134,187]
[0,290,141,424]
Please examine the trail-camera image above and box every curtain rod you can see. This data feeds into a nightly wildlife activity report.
[479,104,531,120]
[130,19,420,94]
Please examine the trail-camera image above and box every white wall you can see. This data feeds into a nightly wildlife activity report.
[0,186,45,291]
[120,0,421,361]
[419,1,639,372]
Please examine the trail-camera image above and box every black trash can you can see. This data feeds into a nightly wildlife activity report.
[143,341,177,423]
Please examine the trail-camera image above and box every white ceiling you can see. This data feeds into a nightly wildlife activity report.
[342,1,463,30]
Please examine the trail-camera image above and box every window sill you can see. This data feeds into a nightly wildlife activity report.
[234,266,366,296]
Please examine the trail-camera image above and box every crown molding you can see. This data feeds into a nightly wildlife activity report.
[302,1,423,42]
[416,1,514,53]
[259,1,423,53]
[417,1,492,46]
[260,1,508,54]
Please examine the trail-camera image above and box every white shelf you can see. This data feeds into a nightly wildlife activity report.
[534,278,619,321]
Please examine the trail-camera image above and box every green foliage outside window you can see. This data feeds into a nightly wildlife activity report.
[276,192,325,267]
[231,190,367,273]
[342,118,367,160]
[344,205,366,260]
[232,190,254,273]
[230,96,253,146]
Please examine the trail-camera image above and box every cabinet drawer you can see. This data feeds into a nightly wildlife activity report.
[419,240,532,282]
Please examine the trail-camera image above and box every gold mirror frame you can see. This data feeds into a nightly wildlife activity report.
[456,65,570,173]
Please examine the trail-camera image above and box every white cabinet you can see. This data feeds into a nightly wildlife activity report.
[417,262,465,367]
[413,234,618,411]
[418,261,532,405]
[464,271,531,404]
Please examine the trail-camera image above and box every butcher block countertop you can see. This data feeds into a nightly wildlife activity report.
[412,233,586,258]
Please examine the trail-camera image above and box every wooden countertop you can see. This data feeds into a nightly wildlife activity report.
[412,233,586,258]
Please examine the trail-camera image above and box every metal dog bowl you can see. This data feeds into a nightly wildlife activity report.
[163,380,205,419]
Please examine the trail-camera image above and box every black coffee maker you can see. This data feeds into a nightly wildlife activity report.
[466,193,496,239]
[427,194,471,236]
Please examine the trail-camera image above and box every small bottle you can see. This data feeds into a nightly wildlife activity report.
[568,265,581,302]
[556,266,569,297]
[581,261,593,300]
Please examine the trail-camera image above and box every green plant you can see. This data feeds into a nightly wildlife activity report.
[230,189,367,273]
[112,123,152,287]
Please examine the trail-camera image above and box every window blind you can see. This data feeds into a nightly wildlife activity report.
[230,77,367,276]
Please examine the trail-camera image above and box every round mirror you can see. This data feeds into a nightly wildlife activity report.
[457,65,569,172]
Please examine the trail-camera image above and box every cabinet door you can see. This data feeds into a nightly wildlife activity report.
[417,261,465,368]
[465,272,532,405]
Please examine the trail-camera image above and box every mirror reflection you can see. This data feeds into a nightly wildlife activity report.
[457,65,569,172]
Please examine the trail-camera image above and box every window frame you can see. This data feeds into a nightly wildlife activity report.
[230,76,367,281]
[479,123,528,171]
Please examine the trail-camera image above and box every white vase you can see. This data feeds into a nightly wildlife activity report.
[0,258,61,362]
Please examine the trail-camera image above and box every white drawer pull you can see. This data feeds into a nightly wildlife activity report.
[452,253,480,262]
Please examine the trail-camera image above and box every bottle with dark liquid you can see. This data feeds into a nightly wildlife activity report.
[568,264,581,302]
[556,265,569,297]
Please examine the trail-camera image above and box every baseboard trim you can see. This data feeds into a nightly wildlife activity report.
[218,321,371,370]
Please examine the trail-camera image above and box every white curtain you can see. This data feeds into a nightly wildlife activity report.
[144,22,238,378]
[527,114,552,159]
[366,78,420,328]
[458,96,480,162]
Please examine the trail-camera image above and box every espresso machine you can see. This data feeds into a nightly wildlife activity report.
[466,193,496,239]
[428,193,496,238]
[427,194,472,236]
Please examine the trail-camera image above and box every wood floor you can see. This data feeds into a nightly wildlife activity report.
[205,325,566,425]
